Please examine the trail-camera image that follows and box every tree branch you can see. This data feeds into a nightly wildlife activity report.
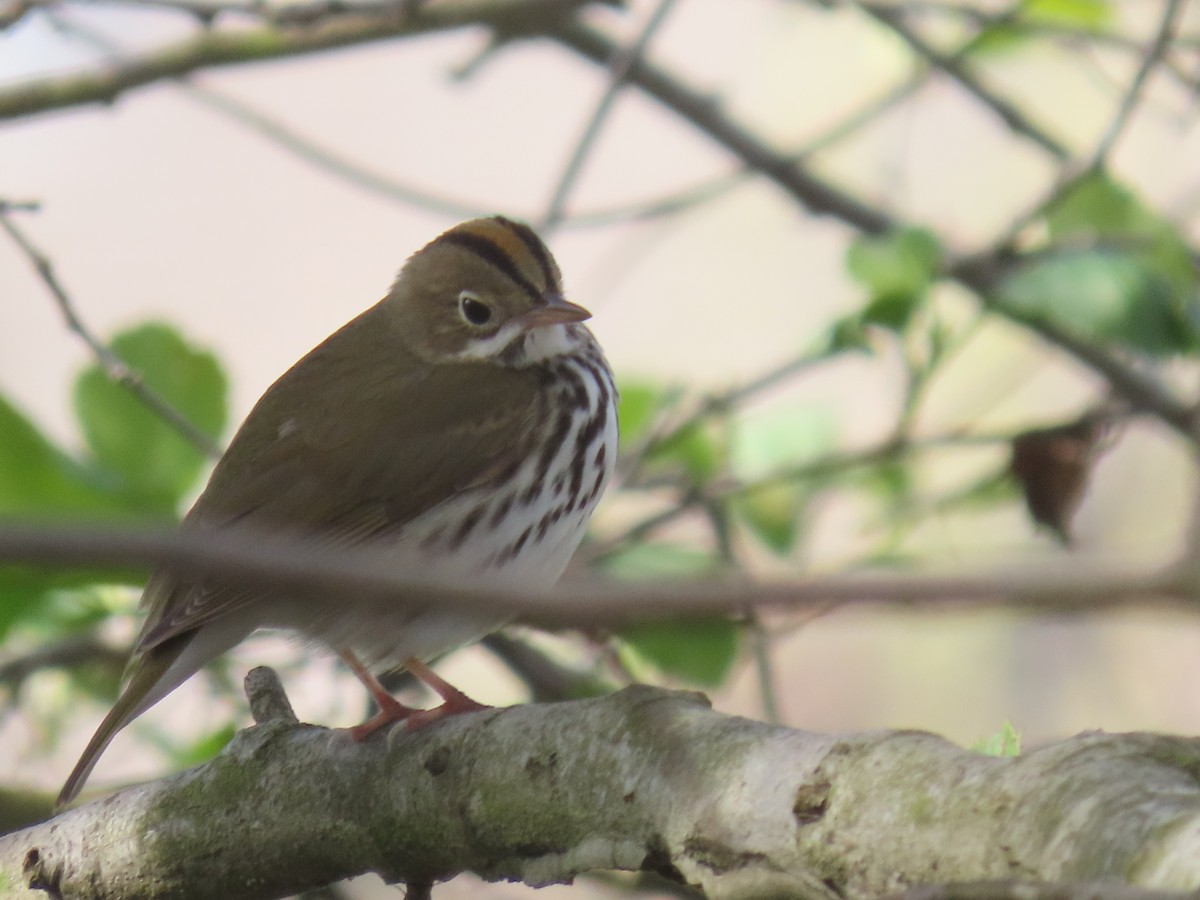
[549,19,1200,442]
[0,522,1198,627]
[4,676,1200,898]
[537,0,678,230]
[0,202,224,458]
[854,0,1070,160]
[0,0,609,121]
[1087,0,1185,169]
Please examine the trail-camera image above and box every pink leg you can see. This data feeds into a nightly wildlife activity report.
[340,651,491,740]
[340,649,420,741]
[402,657,490,731]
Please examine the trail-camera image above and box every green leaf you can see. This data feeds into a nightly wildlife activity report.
[729,408,836,555]
[75,323,227,514]
[616,381,665,447]
[1047,173,1153,235]
[856,459,914,508]
[732,408,838,479]
[963,22,1034,56]
[818,315,873,357]
[934,468,1017,514]
[999,248,1194,356]
[966,0,1111,57]
[846,228,943,332]
[619,617,740,688]
[0,395,128,518]
[651,421,725,483]
[0,581,51,640]
[601,542,715,580]
[1021,0,1111,29]
[973,721,1022,757]
[1044,175,1199,330]
[602,544,739,688]
[737,483,804,554]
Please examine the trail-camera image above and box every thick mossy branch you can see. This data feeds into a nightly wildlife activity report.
[2,683,1199,899]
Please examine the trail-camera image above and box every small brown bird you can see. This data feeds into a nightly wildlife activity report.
[58,217,618,805]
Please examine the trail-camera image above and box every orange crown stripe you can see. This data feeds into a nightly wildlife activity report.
[451,219,543,286]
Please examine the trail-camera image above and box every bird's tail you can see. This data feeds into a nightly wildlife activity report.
[56,635,189,808]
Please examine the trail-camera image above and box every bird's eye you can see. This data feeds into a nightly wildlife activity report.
[458,291,493,326]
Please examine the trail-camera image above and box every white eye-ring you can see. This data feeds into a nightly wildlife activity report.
[458,290,493,327]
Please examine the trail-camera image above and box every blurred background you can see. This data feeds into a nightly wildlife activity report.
[3,0,1200,895]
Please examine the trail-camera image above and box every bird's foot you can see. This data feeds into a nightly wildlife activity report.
[404,692,491,731]
[348,695,420,741]
[340,650,491,739]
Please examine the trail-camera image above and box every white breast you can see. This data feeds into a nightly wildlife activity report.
[315,338,618,669]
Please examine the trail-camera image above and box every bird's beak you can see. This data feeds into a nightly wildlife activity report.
[521,294,592,328]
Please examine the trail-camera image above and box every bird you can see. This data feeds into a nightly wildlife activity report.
[58,216,618,806]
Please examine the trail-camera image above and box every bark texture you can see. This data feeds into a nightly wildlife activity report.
[2,683,1199,899]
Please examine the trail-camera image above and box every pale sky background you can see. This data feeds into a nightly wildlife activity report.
[3,1,1200,895]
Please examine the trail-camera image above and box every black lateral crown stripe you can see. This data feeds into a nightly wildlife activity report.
[441,231,543,305]
[497,217,559,292]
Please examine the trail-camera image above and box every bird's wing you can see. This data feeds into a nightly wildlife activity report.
[137,303,549,650]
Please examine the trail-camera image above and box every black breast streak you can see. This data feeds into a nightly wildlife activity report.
[420,523,446,550]
[585,468,606,506]
[448,501,488,550]
[536,501,567,542]
[578,357,611,413]
[490,492,515,528]
[497,524,534,565]
[574,395,607,458]
[558,363,589,409]
[525,400,573,506]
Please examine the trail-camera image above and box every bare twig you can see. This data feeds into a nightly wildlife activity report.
[0,0,605,121]
[0,203,223,457]
[538,0,677,231]
[551,21,897,235]
[1087,0,1185,169]
[748,613,781,725]
[176,88,494,219]
[548,21,1199,442]
[0,523,1196,627]
[0,634,125,693]
[482,632,612,702]
[853,0,1070,161]
[599,430,1012,564]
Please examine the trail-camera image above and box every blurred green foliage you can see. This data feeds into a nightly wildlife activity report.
[973,721,1023,757]
[0,323,228,644]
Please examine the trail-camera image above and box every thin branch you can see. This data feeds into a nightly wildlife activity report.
[748,612,781,725]
[481,632,613,702]
[0,523,1196,627]
[853,0,1071,161]
[0,634,125,694]
[547,22,1199,442]
[1087,0,1185,170]
[165,86,492,220]
[551,20,897,235]
[950,253,1198,439]
[0,202,223,458]
[0,0,605,121]
[537,0,678,231]
[601,430,1009,562]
